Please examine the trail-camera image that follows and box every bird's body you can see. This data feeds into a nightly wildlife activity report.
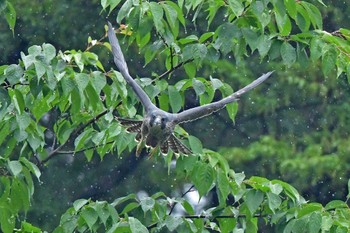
[107,22,273,156]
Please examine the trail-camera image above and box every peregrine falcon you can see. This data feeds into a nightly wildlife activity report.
[107,22,273,156]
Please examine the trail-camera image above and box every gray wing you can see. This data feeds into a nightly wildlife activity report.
[107,22,156,112]
[173,71,273,124]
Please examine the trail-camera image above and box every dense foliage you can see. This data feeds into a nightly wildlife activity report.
[1,0,350,232]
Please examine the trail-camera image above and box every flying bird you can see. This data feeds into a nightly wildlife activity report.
[107,22,273,156]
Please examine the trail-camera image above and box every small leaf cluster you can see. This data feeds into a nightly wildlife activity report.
[0,157,40,233]
[49,152,350,232]
[101,0,348,77]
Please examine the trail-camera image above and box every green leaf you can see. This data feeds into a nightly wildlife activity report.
[181,200,195,215]
[325,200,348,210]
[274,11,291,36]
[162,3,178,34]
[73,199,89,211]
[266,192,281,213]
[310,37,325,61]
[149,2,164,33]
[215,23,240,55]
[184,63,196,78]
[165,1,185,27]
[19,157,41,180]
[0,208,15,233]
[192,78,205,96]
[322,45,337,76]
[107,0,123,14]
[121,202,140,215]
[188,135,203,154]
[284,0,297,19]
[81,207,98,230]
[75,73,90,92]
[251,2,271,28]
[5,1,16,33]
[347,179,350,200]
[246,217,258,233]
[140,197,155,213]
[241,28,259,52]
[245,190,264,215]
[168,85,182,113]
[257,35,272,58]
[129,217,149,233]
[226,102,238,123]
[183,44,208,61]
[228,0,244,17]
[297,203,322,218]
[272,180,303,204]
[296,4,310,32]
[178,35,198,44]
[216,169,230,205]
[16,112,31,130]
[95,202,111,226]
[308,212,322,233]
[165,215,183,231]
[112,194,137,206]
[199,32,214,43]
[21,222,42,233]
[191,162,215,197]
[301,2,322,29]
[4,64,23,85]
[74,128,94,151]
[280,42,296,66]
[210,77,223,90]
[8,160,22,176]
[43,43,56,62]
[117,0,133,23]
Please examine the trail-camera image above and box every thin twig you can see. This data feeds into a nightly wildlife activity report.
[157,59,194,80]
[168,185,195,215]
[56,141,114,154]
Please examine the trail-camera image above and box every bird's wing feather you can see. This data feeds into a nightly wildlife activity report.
[168,134,192,155]
[107,22,156,112]
[116,117,143,132]
[173,71,273,124]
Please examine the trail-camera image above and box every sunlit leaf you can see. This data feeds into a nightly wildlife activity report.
[8,160,22,176]
[129,217,149,233]
[140,197,155,213]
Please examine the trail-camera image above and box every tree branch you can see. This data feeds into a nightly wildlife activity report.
[41,109,109,164]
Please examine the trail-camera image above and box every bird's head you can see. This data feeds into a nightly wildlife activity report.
[149,114,168,130]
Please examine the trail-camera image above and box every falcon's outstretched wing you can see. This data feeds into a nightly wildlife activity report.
[173,71,273,124]
[107,22,156,112]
